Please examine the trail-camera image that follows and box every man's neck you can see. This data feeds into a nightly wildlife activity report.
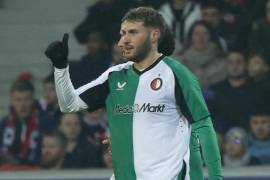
[53,159,65,169]
[228,77,247,88]
[172,0,187,10]
[17,112,31,120]
[133,50,161,71]
[229,154,245,161]
[252,71,270,82]
[67,141,77,153]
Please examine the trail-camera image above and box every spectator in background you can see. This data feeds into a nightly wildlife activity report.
[223,127,260,167]
[73,0,132,45]
[205,51,254,133]
[249,0,270,52]
[179,20,226,88]
[0,79,51,165]
[248,51,270,109]
[69,30,111,88]
[82,108,108,147]
[39,73,61,126]
[248,109,270,164]
[126,0,166,9]
[221,0,266,52]
[159,0,201,54]
[40,130,67,169]
[110,42,125,66]
[58,113,103,168]
[201,0,235,51]
[248,52,270,81]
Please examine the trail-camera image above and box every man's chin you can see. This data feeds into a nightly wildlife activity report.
[123,55,133,62]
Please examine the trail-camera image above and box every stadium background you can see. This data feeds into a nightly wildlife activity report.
[1,0,270,179]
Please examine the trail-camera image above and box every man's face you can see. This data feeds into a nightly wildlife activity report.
[118,20,152,63]
[248,55,269,78]
[225,136,246,158]
[112,43,125,64]
[59,113,81,141]
[11,90,33,118]
[250,115,270,140]
[202,7,221,28]
[266,1,270,23]
[191,24,211,50]
[87,32,106,55]
[43,82,57,106]
[226,52,246,79]
[41,136,65,169]
[173,0,188,5]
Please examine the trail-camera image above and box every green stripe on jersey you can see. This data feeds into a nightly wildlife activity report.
[163,56,210,122]
[106,68,139,180]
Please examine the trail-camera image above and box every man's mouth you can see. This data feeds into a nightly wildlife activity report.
[124,46,133,50]
[122,46,134,56]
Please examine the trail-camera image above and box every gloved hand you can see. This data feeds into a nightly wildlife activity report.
[45,33,69,69]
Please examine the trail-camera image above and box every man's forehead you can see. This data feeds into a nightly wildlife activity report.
[12,90,32,96]
[120,20,145,31]
[251,115,270,121]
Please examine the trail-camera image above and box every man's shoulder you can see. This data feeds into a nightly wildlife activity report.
[163,56,183,68]
[108,62,133,71]
[162,56,196,79]
[106,61,133,76]
[0,115,9,124]
[0,115,11,133]
[211,79,229,89]
[0,115,8,121]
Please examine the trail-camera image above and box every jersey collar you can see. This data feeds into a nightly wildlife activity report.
[132,54,165,76]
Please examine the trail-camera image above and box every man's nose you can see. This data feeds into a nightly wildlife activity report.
[118,36,130,47]
[118,38,124,48]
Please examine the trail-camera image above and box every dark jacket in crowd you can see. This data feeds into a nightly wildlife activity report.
[249,19,270,53]
[69,52,111,89]
[205,79,255,133]
[251,72,270,109]
[63,137,103,168]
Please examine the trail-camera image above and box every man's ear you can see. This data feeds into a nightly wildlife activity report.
[151,29,161,44]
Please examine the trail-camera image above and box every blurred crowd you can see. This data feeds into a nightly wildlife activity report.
[1,0,270,170]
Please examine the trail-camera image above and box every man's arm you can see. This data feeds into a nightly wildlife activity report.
[45,34,109,112]
[175,66,223,180]
[192,117,223,180]
[164,58,223,180]
[54,66,88,112]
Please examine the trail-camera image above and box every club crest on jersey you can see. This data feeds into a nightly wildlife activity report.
[150,78,162,90]
[117,82,126,90]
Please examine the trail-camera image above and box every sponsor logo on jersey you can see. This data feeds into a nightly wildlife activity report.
[114,103,165,114]
[117,81,126,90]
[150,78,162,90]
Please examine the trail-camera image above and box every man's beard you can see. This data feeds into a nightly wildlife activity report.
[41,156,63,169]
[125,35,152,63]
[228,72,247,80]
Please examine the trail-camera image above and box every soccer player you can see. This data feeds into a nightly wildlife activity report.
[45,7,223,180]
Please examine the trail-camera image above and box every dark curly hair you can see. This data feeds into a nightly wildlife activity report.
[122,7,175,56]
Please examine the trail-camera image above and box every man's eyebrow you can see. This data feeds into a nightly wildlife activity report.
[120,29,125,34]
[128,29,138,33]
[120,28,139,34]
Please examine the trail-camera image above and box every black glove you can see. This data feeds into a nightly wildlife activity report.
[45,33,69,69]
